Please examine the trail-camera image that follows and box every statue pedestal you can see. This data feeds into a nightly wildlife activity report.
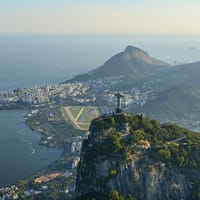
[115,108,123,113]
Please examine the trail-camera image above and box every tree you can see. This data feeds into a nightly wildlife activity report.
[108,133,122,153]
[108,190,120,200]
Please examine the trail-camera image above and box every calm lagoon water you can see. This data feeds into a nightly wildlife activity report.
[0,110,62,186]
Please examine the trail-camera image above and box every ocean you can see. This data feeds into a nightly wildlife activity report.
[0,34,200,186]
[0,34,200,90]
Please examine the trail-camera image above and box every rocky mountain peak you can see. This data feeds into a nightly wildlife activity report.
[124,45,163,65]
[124,45,148,57]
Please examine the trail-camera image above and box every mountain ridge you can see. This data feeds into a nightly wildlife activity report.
[68,46,171,86]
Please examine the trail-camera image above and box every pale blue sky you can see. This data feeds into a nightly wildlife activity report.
[1,0,200,34]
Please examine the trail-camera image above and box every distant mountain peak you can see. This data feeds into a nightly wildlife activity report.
[68,45,170,86]
[124,45,148,55]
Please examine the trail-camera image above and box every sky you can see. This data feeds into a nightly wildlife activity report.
[0,0,200,34]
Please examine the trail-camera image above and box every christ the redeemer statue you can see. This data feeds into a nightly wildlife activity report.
[115,92,125,113]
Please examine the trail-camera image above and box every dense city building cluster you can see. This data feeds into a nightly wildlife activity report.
[0,185,18,200]
[0,77,157,111]
[0,82,90,106]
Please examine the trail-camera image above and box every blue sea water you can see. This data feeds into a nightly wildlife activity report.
[0,34,200,91]
[0,34,200,185]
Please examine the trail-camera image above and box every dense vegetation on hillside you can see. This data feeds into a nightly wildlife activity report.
[86,113,200,169]
[131,60,200,130]
[135,84,200,129]
[76,113,200,199]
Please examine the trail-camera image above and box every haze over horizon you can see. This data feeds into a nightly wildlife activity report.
[1,0,200,34]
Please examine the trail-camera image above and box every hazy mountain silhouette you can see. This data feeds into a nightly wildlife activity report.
[70,46,170,86]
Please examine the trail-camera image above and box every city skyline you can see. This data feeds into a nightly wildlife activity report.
[0,0,200,34]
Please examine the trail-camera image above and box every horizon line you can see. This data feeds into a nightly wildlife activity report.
[1,32,200,36]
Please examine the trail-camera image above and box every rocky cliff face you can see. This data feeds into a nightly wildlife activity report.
[76,113,200,200]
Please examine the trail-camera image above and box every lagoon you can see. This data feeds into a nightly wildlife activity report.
[0,110,62,186]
